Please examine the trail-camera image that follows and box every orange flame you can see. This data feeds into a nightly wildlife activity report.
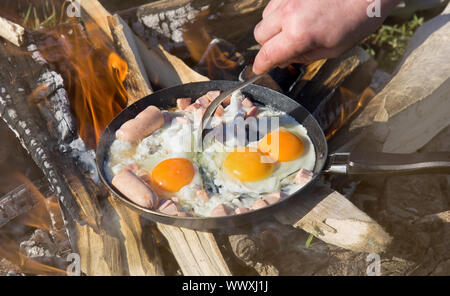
[0,236,67,276]
[0,173,67,275]
[326,86,375,140]
[183,14,239,77]
[37,20,128,148]
[14,174,62,239]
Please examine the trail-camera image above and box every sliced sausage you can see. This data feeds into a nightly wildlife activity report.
[214,105,225,117]
[245,106,259,118]
[241,98,254,108]
[112,170,158,209]
[294,169,313,186]
[177,98,192,110]
[251,198,269,210]
[263,191,283,205]
[184,102,203,114]
[222,96,231,106]
[206,90,221,102]
[234,207,250,214]
[158,199,178,216]
[196,95,210,108]
[196,189,210,201]
[210,204,230,217]
[177,211,192,217]
[116,106,164,143]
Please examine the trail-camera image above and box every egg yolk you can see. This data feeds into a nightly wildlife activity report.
[224,147,274,182]
[151,158,195,192]
[258,131,304,162]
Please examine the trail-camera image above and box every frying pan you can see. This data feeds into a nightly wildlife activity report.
[96,81,450,230]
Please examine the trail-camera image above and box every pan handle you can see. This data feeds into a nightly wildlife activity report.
[323,150,450,175]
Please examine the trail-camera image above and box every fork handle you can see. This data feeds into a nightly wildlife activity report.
[196,75,264,150]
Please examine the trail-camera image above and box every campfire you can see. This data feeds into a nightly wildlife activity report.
[0,0,449,277]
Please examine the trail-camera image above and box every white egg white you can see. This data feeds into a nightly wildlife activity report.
[200,111,315,195]
[108,91,316,217]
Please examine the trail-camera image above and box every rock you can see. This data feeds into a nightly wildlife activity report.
[384,175,448,219]
[430,259,450,276]
[350,4,450,153]
[431,223,450,257]
[380,256,418,276]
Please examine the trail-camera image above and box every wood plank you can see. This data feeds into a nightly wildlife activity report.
[157,224,231,276]
[0,16,25,47]
[108,14,153,105]
[109,197,164,275]
[79,0,113,40]
[274,182,392,253]
[415,210,450,225]
[133,38,208,89]
[119,0,269,50]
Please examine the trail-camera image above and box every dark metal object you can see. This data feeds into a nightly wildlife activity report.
[324,150,450,175]
[96,81,450,230]
[197,75,263,150]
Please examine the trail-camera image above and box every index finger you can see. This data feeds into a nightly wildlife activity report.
[252,31,312,74]
[262,0,284,19]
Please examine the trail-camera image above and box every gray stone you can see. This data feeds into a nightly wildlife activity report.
[384,175,448,219]
[350,4,450,153]
[431,259,450,275]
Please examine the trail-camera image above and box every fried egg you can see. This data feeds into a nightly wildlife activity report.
[200,113,315,196]
[107,90,316,217]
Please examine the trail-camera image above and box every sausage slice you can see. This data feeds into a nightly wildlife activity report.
[116,106,164,143]
[112,170,158,209]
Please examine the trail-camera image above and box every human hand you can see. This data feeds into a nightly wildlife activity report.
[253,0,399,74]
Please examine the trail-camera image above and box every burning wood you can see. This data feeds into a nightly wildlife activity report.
[0,176,70,275]
[0,181,42,228]
[3,0,445,277]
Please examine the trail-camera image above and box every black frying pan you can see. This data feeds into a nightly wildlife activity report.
[96,81,450,231]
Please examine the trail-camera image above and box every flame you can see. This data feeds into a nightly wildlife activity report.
[37,20,128,148]
[13,174,61,238]
[183,13,239,78]
[326,86,375,140]
[0,236,67,276]
[0,173,67,275]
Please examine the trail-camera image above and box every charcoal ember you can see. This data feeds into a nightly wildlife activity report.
[19,229,58,258]
[0,258,23,276]
[66,138,99,184]
[0,184,39,228]
[33,70,76,144]
[0,122,14,165]
[47,88,76,142]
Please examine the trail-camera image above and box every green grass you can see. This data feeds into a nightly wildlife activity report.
[305,233,314,248]
[22,0,61,30]
[363,14,424,71]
